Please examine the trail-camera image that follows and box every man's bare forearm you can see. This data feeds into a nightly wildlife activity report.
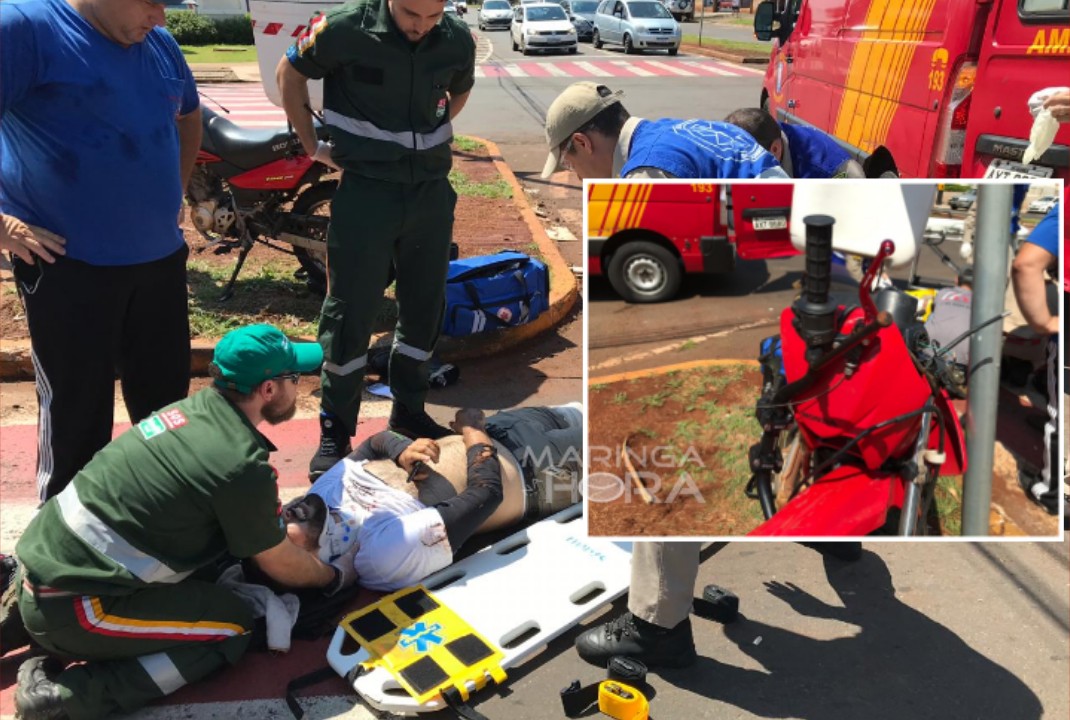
[176,106,203,193]
[277,56,319,156]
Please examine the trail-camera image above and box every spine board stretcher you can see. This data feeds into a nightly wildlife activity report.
[326,505,633,715]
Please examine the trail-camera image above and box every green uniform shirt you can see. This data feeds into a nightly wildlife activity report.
[286,0,475,183]
[16,389,286,596]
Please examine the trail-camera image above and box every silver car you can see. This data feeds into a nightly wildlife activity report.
[478,0,513,30]
[594,0,681,55]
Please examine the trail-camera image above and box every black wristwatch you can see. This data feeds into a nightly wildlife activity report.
[323,565,344,598]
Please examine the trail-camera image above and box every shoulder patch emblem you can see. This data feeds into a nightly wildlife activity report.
[297,13,328,55]
[137,409,188,440]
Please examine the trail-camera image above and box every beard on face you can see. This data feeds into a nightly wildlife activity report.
[263,392,298,425]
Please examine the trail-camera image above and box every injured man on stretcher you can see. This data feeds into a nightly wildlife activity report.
[282,404,582,591]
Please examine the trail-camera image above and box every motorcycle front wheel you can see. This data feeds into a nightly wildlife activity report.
[291,181,336,295]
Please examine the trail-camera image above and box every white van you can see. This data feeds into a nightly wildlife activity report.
[249,0,342,109]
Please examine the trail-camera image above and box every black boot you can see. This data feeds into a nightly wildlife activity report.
[308,412,352,481]
[15,655,68,720]
[574,612,697,669]
[388,403,453,440]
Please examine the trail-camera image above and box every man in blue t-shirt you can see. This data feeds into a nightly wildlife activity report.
[723,107,865,179]
[0,0,202,501]
[1011,203,1060,518]
[540,82,788,181]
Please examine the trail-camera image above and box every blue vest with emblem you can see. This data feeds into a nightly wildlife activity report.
[621,118,785,178]
[779,122,854,179]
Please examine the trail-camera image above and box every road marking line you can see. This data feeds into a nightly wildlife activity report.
[609,60,655,77]
[542,62,572,76]
[679,60,737,76]
[502,64,529,77]
[570,61,613,76]
[638,60,696,76]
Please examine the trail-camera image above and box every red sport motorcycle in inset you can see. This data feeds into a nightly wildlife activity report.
[188,105,336,299]
[745,214,984,536]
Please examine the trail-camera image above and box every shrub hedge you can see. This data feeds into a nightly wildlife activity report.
[165,11,254,46]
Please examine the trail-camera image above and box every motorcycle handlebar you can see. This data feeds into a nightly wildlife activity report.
[801,215,835,308]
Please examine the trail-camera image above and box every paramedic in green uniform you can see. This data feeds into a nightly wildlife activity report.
[276,0,476,480]
[10,325,358,720]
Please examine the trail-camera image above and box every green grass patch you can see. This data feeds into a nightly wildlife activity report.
[677,339,698,352]
[933,475,963,536]
[449,169,513,199]
[638,390,672,413]
[681,37,769,54]
[611,392,629,405]
[180,45,258,64]
[453,136,486,152]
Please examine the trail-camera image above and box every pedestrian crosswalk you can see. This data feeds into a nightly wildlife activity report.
[198,57,760,128]
[473,57,760,79]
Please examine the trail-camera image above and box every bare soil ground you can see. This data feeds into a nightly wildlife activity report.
[0,142,532,342]
[587,364,1059,538]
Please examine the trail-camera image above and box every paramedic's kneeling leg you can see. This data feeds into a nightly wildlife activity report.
[11,325,357,720]
[285,404,583,591]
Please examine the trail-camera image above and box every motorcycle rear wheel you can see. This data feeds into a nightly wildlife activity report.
[291,181,337,295]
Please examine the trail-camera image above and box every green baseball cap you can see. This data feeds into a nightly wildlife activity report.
[211,324,323,393]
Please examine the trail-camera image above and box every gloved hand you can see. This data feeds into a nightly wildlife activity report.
[325,541,359,596]
[312,140,341,171]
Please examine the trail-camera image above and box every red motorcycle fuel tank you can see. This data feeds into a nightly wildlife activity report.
[780,305,931,471]
[228,155,315,191]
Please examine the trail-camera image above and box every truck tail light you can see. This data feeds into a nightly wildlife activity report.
[932,61,976,178]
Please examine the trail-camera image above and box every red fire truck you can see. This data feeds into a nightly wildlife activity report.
[752,0,1070,182]
[587,182,798,302]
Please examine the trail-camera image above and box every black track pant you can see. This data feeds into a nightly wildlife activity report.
[12,246,191,501]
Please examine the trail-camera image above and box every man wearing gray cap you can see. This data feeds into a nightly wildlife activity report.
[541,82,783,670]
[541,81,788,181]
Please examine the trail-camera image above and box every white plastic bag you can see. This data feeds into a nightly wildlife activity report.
[1023,109,1058,165]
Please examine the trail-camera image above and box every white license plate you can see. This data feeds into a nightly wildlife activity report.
[753,216,788,231]
[983,159,1054,180]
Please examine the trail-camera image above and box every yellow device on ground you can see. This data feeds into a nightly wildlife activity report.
[338,586,506,705]
[598,680,649,720]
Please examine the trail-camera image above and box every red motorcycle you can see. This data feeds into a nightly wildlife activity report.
[188,105,336,299]
[746,214,978,536]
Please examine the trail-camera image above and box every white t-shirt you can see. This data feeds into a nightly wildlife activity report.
[308,458,454,591]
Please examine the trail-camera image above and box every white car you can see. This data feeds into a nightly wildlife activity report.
[444,0,458,14]
[478,0,514,30]
[1027,195,1057,214]
[511,3,578,55]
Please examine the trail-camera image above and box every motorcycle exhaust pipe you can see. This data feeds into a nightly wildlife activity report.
[794,215,839,366]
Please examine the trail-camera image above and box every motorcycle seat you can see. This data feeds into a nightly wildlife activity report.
[202,107,300,171]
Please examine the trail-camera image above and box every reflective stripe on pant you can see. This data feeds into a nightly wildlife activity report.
[17,578,252,720]
[319,174,455,436]
[11,246,191,501]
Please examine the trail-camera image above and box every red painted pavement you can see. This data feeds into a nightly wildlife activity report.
[0,417,389,502]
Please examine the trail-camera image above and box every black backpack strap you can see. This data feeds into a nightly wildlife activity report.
[441,686,491,720]
[512,270,530,324]
[286,664,367,720]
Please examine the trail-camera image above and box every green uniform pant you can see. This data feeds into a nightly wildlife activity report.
[319,174,457,436]
[17,572,253,720]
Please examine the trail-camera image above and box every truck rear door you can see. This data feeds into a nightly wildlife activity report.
[965,0,1069,182]
[249,0,337,109]
[730,184,799,260]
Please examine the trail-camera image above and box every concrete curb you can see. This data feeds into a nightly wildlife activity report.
[590,358,759,385]
[0,138,578,381]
